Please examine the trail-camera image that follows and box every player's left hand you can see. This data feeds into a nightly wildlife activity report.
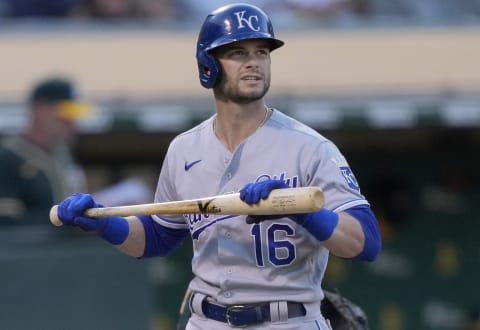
[240,180,306,225]
[239,179,289,204]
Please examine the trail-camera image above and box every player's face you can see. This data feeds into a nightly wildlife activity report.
[214,39,271,103]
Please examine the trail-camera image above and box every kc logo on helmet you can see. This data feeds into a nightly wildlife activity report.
[234,11,260,31]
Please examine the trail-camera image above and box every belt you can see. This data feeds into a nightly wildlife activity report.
[201,300,306,327]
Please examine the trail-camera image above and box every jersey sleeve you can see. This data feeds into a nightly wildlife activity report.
[152,145,189,230]
[307,141,369,212]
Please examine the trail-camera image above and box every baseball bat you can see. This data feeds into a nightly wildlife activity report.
[49,187,324,227]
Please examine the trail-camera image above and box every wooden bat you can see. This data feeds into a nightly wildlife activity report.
[49,187,324,227]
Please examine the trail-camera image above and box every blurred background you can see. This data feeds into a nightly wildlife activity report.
[0,0,479,329]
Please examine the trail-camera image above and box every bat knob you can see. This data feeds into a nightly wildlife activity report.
[49,205,63,227]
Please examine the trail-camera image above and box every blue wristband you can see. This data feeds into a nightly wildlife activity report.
[97,217,130,245]
[302,209,339,241]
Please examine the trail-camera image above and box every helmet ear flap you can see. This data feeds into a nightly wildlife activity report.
[197,51,220,89]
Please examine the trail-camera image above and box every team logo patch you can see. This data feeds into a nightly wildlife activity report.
[339,166,360,192]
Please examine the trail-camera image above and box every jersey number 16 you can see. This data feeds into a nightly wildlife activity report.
[251,223,296,267]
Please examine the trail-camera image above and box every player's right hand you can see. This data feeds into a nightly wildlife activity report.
[57,193,129,245]
[57,192,101,230]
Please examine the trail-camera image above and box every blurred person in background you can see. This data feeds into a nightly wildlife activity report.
[0,76,153,226]
[0,77,90,225]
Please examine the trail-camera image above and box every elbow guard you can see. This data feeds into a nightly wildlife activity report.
[139,215,189,258]
[345,205,382,261]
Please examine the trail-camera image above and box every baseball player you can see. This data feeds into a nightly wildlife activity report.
[56,3,382,329]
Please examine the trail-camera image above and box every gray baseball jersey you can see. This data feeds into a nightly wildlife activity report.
[153,109,368,305]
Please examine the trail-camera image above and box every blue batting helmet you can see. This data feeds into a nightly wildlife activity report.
[196,3,284,89]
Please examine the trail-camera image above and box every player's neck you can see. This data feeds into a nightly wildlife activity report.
[214,103,271,152]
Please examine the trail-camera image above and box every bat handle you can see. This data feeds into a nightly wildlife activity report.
[49,205,63,227]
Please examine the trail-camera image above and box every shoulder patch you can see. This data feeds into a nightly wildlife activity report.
[339,166,360,192]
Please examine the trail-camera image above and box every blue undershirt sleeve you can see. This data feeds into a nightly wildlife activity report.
[344,205,382,261]
[139,215,190,258]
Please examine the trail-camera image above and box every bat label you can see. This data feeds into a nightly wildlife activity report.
[196,199,222,214]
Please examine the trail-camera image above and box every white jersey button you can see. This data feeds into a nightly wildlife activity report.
[226,172,232,180]
[224,291,231,298]
[226,232,232,239]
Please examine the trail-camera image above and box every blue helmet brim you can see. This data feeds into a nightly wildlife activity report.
[205,33,284,53]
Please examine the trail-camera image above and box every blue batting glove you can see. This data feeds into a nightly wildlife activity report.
[57,193,99,228]
[239,180,304,224]
[57,193,129,245]
[239,179,289,204]
[240,181,339,241]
